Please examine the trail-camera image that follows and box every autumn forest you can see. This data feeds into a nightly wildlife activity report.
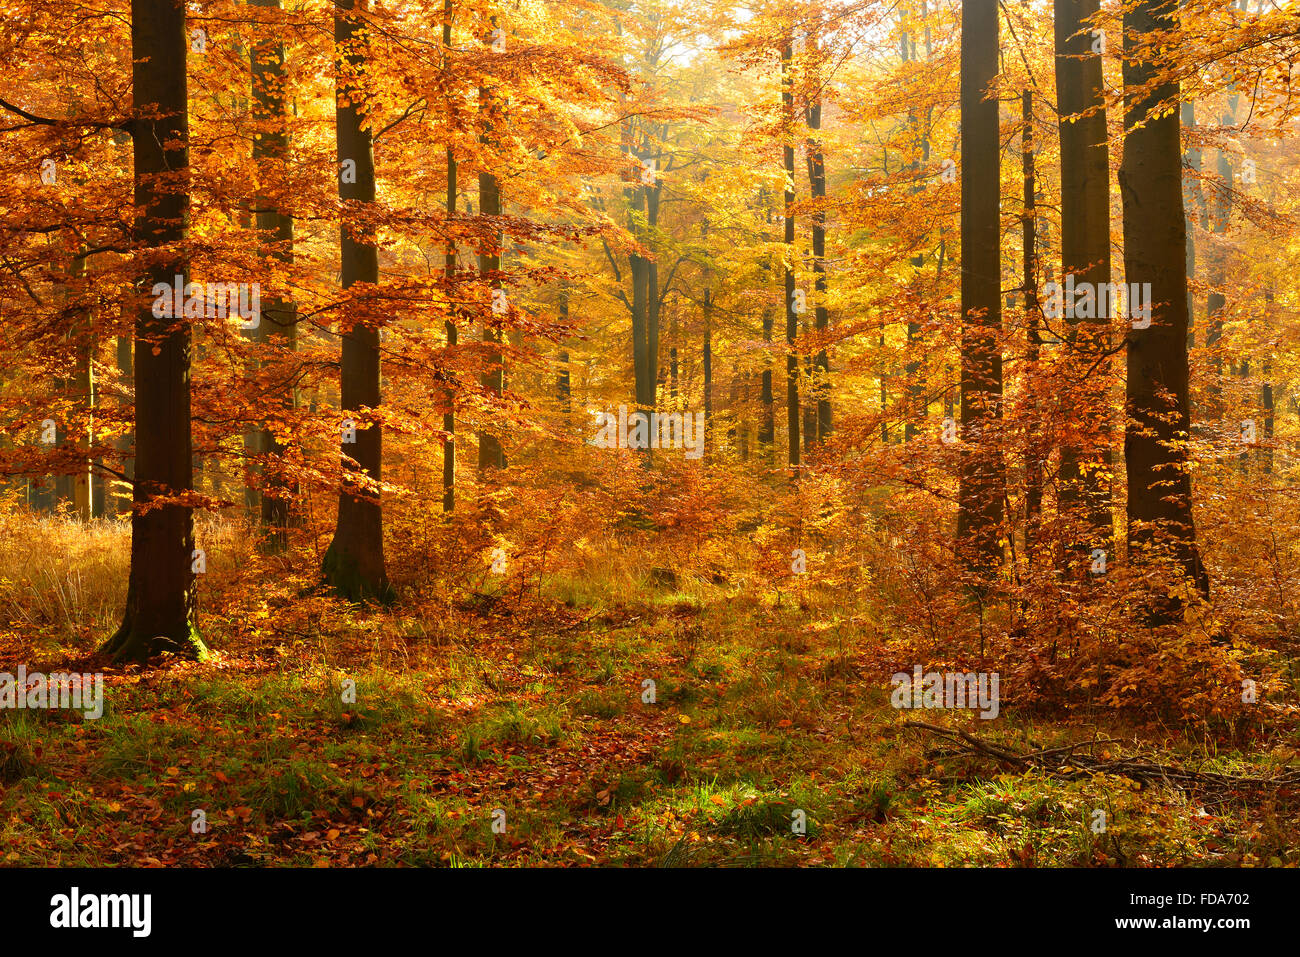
[2,0,1300,872]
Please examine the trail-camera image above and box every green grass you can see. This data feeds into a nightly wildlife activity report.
[1,556,1298,868]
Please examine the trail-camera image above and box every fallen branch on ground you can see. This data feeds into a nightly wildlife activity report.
[902,720,1300,798]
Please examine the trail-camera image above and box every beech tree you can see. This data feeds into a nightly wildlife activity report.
[322,0,390,601]
[1120,0,1210,609]
[955,0,1003,574]
[103,0,206,662]
[1054,0,1114,567]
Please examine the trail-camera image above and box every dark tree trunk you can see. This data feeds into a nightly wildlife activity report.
[477,19,506,472]
[102,0,206,662]
[782,37,799,468]
[1262,289,1275,473]
[1055,0,1114,564]
[759,303,774,448]
[1120,0,1210,610]
[1181,101,1202,337]
[956,0,1005,574]
[703,287,713,454]
[806,55,830,441]
[901,10,930,443]
[63,250,95,520]
[1203,92,1238,417]
[1022,90,1044,564]
[669,310,678,402]
[249,0,298,548]
[557,352,571,412]
[322,0,390,602]
[442,0,457,513]
[112,333,134,516]
[647,181,661,405]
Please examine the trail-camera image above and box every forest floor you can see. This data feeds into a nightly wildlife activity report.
[2,516,1299,867]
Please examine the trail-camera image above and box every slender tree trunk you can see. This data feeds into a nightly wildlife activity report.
[759,302,774,449]
[1022,90,1043,565]
[102,0,206,662]
[442,0,457,512]
[802,328,815,455]
[806,48,830,441]
[67,250,95,520]
[1055,0,1114,565]
[782,36,799,468]
[703,286,713,454]
[322,0,390,601]
[669,310,678,403]
[1204,92,1238,418]
[477,17,506,472]
[113,333,134,516]
[249,0,298,547]
[557,355,571,412]
[901,10,930,443]
[1261,288,1275,473]
[624,126,653,413]
[647,179,661,406]
[1181,101,1202,338]
[631,251,650,408]
[1120,0,1210,610]
[956,0,1005,574]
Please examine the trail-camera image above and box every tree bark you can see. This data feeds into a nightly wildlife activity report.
[248,0,298,548]
[1055,0,1114,565]
[1022,89,1044,565]
[442,0,457,512]
[102,0,206,662]
[1120,0,1210,610]
[782,36,799,469]
[956,0,1005,574]
[322,0,391,602]
[806,41,830,442]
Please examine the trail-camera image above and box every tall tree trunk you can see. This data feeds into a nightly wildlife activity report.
[901,8,930,443]
[759,302,774,448]
[556,290,571,413]
[1120,0,1210,610]
[1022,89,1044,565]
[802,328,815,455]
[806,44,830,442]
[102,0,206,662]
[477,17,506,472]
[1261,288,1275,474]
[1181,101,1202,338]
[782,36,799,468]
[66,250,95,520]
[1055,0,1114,565]
[647,178,661,406]
[624,125,653,413]
[703,286,713,453]
[557,354,571,411]
[669,310,678,403]
[322,0,390,601]
[1204,91,1238,418]
[442,0,457,512]
[956,0,1005,574]
[113,333,134,516]
[249,0,298,547]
